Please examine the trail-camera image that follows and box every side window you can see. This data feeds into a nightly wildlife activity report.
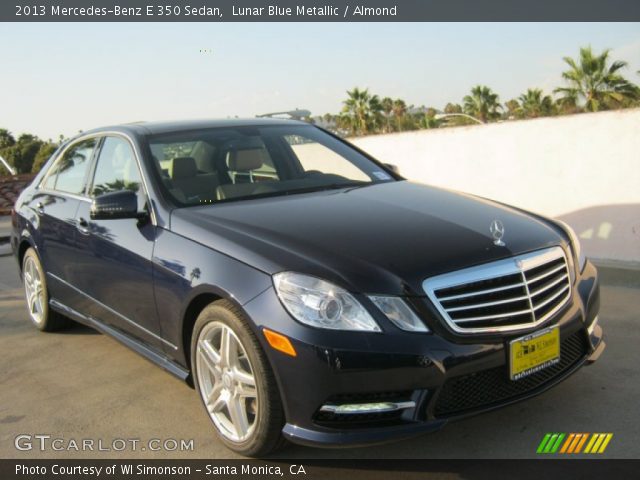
[91,136,145,210]
[43,138,97,194]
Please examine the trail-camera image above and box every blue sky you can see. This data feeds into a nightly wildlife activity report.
[2,22,639,139]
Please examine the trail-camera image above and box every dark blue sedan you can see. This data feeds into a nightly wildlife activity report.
[11,119,604,455]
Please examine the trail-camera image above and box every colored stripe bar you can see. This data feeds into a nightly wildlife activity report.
[590,434,606,453]
[567,433,582,453]
[550,433,566,453]
[574,433,588,453]
[560,433,575,454]
[537,433,553,453]
[538,432,613,455]
[598,434,613,453]
[584,433,598,453]
[544,434,559,453]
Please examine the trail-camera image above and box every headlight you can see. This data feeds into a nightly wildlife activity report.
[556,220,586,274]
[368,296,429,332]
[273,272,381,332]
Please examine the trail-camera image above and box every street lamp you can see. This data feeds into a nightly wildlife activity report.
[257,109,312,120]
[0,155,16,176]
[434,113,485,125]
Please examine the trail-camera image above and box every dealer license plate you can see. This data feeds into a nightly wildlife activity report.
[509,327,560,380]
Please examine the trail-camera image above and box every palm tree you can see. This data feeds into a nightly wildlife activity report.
[463,85,502,122]
[368,94,384,133]
[444,103,463,114]
[504,99,520,119]
[341,87,383,135]
[391,99,407,131]
[554,46,639,112]
[381,97,393,132]
[517,89,555,118]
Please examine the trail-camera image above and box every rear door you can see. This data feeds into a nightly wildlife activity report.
[30,137,97,309]
[72,135,165,349]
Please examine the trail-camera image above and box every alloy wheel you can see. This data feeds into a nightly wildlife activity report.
[23,255,45,325]
[196,321,259,443]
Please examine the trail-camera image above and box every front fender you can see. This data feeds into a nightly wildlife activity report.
[152,228,272,366]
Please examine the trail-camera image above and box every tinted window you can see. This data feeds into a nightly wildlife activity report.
[91,136,145,209]
[43,138,96,194]
[147,125,394,206]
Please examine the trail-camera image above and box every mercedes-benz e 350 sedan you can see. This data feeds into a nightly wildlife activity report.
[12,119,604,455]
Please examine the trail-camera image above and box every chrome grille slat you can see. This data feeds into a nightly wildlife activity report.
[532,284,570,311]
[450,308,534,323]
[525,264,566,285]
[438,282,526,302]
[422,247,572,334]
[529,274,569,298]
[445,294,530,312]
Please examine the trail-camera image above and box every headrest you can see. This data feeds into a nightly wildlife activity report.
[172,157,197,179]
[227,148,265,171]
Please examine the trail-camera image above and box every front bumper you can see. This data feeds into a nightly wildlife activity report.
[244,261,603,447]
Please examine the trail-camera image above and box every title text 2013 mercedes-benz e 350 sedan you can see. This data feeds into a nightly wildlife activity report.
[12,119,604,455]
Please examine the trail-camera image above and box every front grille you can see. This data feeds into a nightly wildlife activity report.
[433,330,588,417]
[423,247,571,333]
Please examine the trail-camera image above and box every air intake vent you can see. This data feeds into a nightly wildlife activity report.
[423,247,571,334]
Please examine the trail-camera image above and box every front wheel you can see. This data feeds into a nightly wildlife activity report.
[191,300,286,456]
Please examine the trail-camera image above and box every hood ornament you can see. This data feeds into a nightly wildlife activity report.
[490,219,505,246]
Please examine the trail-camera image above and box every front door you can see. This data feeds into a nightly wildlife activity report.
[72,135,165,349]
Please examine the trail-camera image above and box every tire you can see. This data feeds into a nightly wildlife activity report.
[191,300,286,456]
[22,248,72,332]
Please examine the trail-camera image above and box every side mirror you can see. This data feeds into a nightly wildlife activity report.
[90,190,142,220]
[384,163,400,175]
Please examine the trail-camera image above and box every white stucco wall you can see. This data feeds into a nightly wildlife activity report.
[348,109,640,264]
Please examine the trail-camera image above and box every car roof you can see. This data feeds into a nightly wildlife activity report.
[83,118,308,137]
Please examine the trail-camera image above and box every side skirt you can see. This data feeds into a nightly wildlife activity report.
[50,299,190,382]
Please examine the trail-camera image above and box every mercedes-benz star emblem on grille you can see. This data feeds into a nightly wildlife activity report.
[490,219,506,246]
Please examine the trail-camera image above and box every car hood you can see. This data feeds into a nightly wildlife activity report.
[170,181,565,295]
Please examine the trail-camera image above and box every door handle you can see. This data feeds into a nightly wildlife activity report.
[36,202,44,215]
[77,217,90,235]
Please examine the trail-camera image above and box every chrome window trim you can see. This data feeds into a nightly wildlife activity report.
[38,131,157,226]
[36,188,93,203]
[422,246,572,335]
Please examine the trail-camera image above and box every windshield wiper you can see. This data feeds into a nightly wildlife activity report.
[184,181,374,207]
[278,181,369,196]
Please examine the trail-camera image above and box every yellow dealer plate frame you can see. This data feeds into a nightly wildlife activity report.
[509,326,560,380]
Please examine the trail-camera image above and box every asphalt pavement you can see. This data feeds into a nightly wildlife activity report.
[0,254,638,459]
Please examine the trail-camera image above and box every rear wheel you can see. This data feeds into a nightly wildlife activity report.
[22,248,72,332]
[191,300,286,456]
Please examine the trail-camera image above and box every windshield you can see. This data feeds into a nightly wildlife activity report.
[146,125,395,206]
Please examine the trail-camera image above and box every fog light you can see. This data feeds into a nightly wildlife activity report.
[587,315,599,335]
[319,401,415,414]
